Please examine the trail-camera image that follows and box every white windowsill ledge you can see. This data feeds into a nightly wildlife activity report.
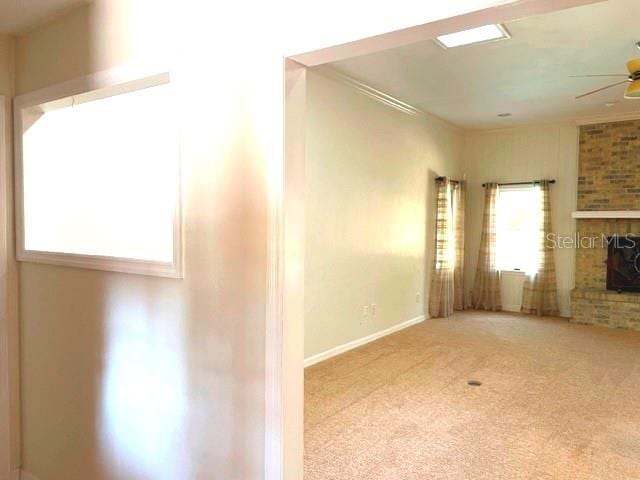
[500,269,525,275]
[17,249,182,278]
[572,211,640,219]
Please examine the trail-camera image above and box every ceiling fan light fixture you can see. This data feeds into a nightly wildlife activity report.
[627,58,640,74]
[625,59,640,99]
[624,80,640,99]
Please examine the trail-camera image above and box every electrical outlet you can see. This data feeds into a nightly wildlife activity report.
[416,292,421,303]
[371,304,376,316]
[360,305,368,326]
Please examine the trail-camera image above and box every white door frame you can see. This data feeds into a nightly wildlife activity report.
[0,94,9,480]
[0,94,20,480]
[268,0,603,478]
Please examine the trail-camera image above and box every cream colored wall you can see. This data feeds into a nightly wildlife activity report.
[0,33,20,478]
[463,123,578,317]
[15,3,267,479]
[305,70,462,358]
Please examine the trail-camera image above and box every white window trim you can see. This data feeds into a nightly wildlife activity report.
[13,67,183,278]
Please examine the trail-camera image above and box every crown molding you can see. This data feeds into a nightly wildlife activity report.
[575,111,640,126]
[313,66,464,132]
[313,65,424,116]
[314,66,640,134]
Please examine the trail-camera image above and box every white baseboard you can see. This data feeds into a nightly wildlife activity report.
[304,314,426,368]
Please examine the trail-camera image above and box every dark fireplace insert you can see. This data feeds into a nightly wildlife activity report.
[607,235,640,293]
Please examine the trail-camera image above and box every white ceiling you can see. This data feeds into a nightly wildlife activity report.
[329,0,640,129]
[0,0,90,34]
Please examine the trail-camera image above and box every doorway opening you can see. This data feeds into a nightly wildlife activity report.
[272,1,609,478]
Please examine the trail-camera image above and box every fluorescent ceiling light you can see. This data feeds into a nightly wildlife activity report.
[435,24,510,49]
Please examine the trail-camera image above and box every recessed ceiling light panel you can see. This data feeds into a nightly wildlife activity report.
[435,24,510,49]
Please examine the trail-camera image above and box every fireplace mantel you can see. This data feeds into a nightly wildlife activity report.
[572,211,640,219]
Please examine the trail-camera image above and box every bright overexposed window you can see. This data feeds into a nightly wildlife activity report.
[15,72,181,277]
[496,186,539,273]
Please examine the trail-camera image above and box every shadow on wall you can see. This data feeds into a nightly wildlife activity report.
[100,279,187,479]
[424,168,441,313]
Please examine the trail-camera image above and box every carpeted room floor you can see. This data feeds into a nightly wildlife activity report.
[304,311,640,480]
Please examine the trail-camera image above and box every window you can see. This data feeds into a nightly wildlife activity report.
[496,185,539,273]
[14,71,181,277]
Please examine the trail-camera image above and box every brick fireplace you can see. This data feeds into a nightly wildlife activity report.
[571,119,640,330]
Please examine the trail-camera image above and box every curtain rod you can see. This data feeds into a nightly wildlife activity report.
[435,176,462,183]
[482,179,556,188]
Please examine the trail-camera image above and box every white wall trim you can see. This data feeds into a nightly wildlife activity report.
[13,69,183,279]
[316,62,640,134]
[304,315,426,368]
[266,59,306,480]
[314,65,424,117]
[0,93,23,478]
[0,95,7,480]
[575,111,640,126]
[313,65,464,133]
[13,64,169,109]
[264,59,287,480]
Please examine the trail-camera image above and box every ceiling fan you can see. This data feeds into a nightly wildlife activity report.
[572,58,640,99]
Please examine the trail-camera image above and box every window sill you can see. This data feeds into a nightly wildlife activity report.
[500,269,526,275]
[17,249,183,278]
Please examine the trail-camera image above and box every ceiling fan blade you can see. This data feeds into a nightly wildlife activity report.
[627,59,640,74]
[569,74,629,78]
[576,80,630,99]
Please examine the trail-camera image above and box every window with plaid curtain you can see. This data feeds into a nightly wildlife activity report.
[471,183,502,311]
[429,177,465,318]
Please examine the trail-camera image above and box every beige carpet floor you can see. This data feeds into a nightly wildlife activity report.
[305,311,640,480]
